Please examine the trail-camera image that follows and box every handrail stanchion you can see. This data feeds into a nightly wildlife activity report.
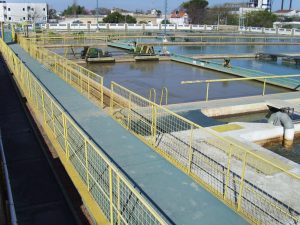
[205,82,210,102]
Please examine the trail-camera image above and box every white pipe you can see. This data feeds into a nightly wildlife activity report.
[0,130,18,225]
[284,128,295,148]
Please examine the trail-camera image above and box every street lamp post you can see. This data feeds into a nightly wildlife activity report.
[96,0,99,30]
[164,0,167,36]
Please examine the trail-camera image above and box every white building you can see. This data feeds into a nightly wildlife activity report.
[274,10,300,17]
[0,1,47,23]
[169,11,189,25]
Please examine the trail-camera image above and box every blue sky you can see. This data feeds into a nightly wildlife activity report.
[7,0,300,12]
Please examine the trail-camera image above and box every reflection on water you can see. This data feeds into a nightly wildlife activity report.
[86,61,287,104]
[264,138,300,164]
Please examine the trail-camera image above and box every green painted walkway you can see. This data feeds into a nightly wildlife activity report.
[172,54,300,90]
[9,43,248,225]
[108,41,135,51]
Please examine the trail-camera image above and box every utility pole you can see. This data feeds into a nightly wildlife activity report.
[281,0,284,10]
[96,0,99,30]
[164,0,167,36]
[289,0,292,10]
[73,0,77,18]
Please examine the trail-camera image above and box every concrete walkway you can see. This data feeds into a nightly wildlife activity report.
[167,91,300,117]
[9,43,248,225]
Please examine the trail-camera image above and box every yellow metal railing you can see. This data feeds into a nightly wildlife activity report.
[24,34,300,47]
[110,81,300,225]
[16,33,300,224]
[159,87,168,106]
[182,75,300,101]
[18,36,104,108]
[0,37,168,225]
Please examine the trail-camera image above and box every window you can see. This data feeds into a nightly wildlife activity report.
[31,8,34,11]
[8,8,10,11]
[23,17,25,20]
[43,8,45,11]
[8,17,11,20]
[3,6,6,10]
[23,8,25,11]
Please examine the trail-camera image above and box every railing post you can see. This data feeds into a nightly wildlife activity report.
[84,139,90,190]
[188,124,194,174]
[41,91,46,125]
[110,83,114,115]
[50,101,56,138]
[205,82,210,102]
[127,93,132,129]
[117,176,120,225]
[262,78,267,96]
[109,167,114,224]
[224,144,233,200]
[100,79,104,109]
[237,152,247,211]
[62,114,69,160]
[87,74,90,99]
[151,104,157,146]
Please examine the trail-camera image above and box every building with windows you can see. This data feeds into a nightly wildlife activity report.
[169,10,189,25]
[0,1,47,23]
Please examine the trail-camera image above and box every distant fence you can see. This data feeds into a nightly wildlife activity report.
[239,26,300,36]
[29,23,218,32]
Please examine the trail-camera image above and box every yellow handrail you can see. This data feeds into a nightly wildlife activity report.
[159,87,168,106]
[149,88,156,103]
[0,37,168,225]
[110,81,300,225]
[16,33,300,225]
[182,74,300,101]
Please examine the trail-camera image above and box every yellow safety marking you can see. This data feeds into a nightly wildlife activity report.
[211,124,244,133]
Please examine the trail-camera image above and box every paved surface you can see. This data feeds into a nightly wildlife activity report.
[9,43,248,225]
[0,55,80,225]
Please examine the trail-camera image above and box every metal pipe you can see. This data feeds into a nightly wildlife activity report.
[0,130,18,225]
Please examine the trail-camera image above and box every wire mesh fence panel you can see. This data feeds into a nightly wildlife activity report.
[110,81,300,225]
[0,38,167,225]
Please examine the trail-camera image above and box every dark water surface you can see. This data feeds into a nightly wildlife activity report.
[86,61,288,104]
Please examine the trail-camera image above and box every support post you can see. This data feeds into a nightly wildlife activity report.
[205,83,210,102]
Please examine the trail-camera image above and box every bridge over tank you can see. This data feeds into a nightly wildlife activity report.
[172,54,300,91]
[5,42,248,224]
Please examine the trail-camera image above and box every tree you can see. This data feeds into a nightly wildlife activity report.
[91,7,110,16]
[245,10,277,28]
[181,0,208,24]
[161,19,171,24]
[62,4,87,16]
[103,12,137,23]
[203,4,239,25]
[48,8,58,20]
[156,10,162,17]
[29,10,43,23]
